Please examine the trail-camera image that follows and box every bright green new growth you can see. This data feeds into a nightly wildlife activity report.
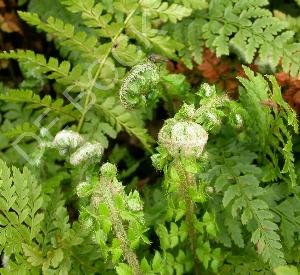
[77,162,149,275]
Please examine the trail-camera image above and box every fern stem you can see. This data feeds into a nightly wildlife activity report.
[77,1,142,132]
[102,179,142,275]
[175,160,201,275]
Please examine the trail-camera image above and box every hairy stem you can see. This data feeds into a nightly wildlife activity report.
[77,1,142,132]
[102,179,142,275]
[175,160,201,275]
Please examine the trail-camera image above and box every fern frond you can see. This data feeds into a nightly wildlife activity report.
[201,0,300,77]
[207,143,286,268]
[18,12,100,61]
[96,97,154,152]
[82,112,117,149]
[0,50,87,89]
[237,67,298,187]
[249,198,286,268]
[167,18,205,68]
[0,159,44,260]
[0,89,79,120]
[140,0,192,23]
[61,0,112,29]
[175,0,208,10]
[126,16,184,59]
[3,122,38,139]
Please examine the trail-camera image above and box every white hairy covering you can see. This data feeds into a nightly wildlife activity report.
[158,119,208,159]
[53,129,84,150]
[70,142,104,166]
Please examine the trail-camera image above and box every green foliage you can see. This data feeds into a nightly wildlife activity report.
[151,68,298,272]
[238,67,298,186]
[166,0,300,75]
[208,146,285,267]
[0,89,79,120]
[274,265,299,275]
[0,159,87,274]
[1,0,300,274]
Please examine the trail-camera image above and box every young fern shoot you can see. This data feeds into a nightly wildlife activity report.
[157,118,209,275]
[120,61,160,109]
[77,163,148,275]
[52,130,148,274]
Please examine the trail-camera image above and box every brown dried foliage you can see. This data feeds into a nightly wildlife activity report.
[169,48,300,115]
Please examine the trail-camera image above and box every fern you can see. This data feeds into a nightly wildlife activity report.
[96,96,154,152]
[205,142,285,268]
[61,0,112,29]
[0,50,87,88]
[1,1,300,274]
[224,175,285,267]
[175,0,208,10]
[82,112,117,149]
[0,89,79,120]
[139,1,192,23]
[1,0,191,152]
[0,159,44,272]
[2,123,38,139]
[238,67,298,186]
[165,0,300,77]
[18,11,100,61]
[0,158,100,273]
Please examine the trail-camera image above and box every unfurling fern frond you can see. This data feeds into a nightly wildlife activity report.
[119,61,160,109]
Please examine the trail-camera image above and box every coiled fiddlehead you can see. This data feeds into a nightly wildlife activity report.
[119,61,160,109]
[158,118,208,159]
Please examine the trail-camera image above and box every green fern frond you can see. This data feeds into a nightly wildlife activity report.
[250,198,286,268]
[0,50,87,89]
[0,89,79,120]
[0,159,44,264]
[18,12,100,61]
[207,144,285,268]
[167,18,205,68]
[167,0,300,75]
[140,0,192,23]
[82,112,117,149]
[237,67,298,187]
[61,0,112,29]
[3,123,38,139]
[175,0,208,10]
[96,97,154,153]
[203,0,300,76]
